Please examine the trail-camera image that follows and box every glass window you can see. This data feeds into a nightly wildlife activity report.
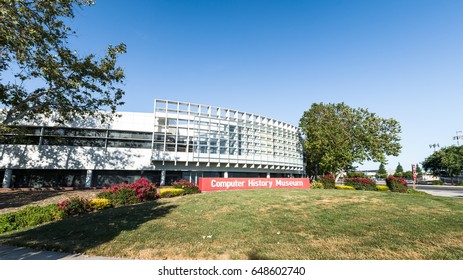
[107,140,151,149]
[1,135,40,145]
[109,131,152,140]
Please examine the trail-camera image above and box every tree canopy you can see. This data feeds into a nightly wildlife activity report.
[422,145,463,177]
[376,162,387,179]
[299,102,402,179]
[394,162,404,177]
[0,0,126,127]
[395,163,404,173]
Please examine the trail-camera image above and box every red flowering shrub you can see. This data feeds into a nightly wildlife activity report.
[131,177,159,201]
[57,197,92,217]
[344,177,377,191]
[320,174,335,189]
[97,178,159,207]
[171,179,201,195]
[385,176,408,193]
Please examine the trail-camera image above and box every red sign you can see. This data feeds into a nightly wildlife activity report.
[198,178,311,192]
[412,164,417,181]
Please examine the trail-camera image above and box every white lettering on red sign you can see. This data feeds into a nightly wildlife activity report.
[199,178,311,192]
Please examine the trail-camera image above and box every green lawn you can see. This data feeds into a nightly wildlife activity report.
[1,189,463,259]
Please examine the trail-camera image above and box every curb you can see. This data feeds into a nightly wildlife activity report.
[0,244,117,260]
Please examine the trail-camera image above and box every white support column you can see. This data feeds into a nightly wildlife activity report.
[161,170,166,186]
[85,170,93,188]
[224,171,229,178]
[2,168,13,188]
[266,172,271,178]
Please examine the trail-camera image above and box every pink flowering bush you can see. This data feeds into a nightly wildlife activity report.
[97,178,159,207]
[131,177,159,201]
[344,177,377,191]
[57,197,92,217]
[385,176,408,193]
[171,179,201,195]
[320,174,335,189]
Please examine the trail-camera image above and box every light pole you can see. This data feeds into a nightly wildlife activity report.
[453,131,463,146]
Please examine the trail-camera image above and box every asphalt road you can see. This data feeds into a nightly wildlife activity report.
[414,184,463,198]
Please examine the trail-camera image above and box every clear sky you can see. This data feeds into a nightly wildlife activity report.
[66,0,462,172]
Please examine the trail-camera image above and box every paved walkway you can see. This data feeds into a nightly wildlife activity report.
[0,244,116,260]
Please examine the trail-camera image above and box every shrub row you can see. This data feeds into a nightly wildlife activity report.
[97,177,159,207]
[0,204,63,233]
[312,174,411,194]
[57,197,111,217]
[171,180,201,194]
[344,177,377,191]
[0,178,202,235]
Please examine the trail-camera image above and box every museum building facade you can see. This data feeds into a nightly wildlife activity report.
[0,99,305,188]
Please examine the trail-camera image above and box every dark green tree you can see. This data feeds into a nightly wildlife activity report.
[0,0,126,128]
[416,163,423,175]
[402,171,413,179]
[299,102,402,179]
[376,163,388,179]
[395,163,404,173]
[422,146,463,177]
[394,162,404,177]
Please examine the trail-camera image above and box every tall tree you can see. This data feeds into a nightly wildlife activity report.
[394,162,404,177]
[0,0,126,128]
[299,102,402,179]
[376,162,387,179]
[416,163,423,175]
[395,162,404,173]
[422,145,463,177]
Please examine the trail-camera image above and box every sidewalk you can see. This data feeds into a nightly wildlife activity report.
[0,244,116,260]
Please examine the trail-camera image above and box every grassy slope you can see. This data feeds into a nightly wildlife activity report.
[1,189,463,260]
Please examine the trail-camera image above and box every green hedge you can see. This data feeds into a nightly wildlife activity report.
[0,204,63,234]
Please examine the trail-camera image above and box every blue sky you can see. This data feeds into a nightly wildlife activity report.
[66,0,462,171]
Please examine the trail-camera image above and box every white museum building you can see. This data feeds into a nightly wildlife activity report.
[0,99,305,188]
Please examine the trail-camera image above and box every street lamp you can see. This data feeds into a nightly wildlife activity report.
[453,131,463,146]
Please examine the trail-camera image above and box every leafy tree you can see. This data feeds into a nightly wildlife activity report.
[394,162,404,177]
[395,163,404,173]
[422,145,463,177]
[299,102,402,179]
[402,171,413,179]
[376,162,388,179]
[0,0,126,128]
[416,163,423,175]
